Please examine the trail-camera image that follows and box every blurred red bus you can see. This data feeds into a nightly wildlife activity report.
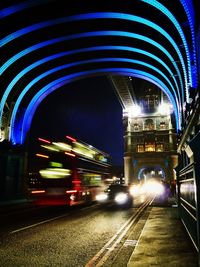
[28,136,111,206]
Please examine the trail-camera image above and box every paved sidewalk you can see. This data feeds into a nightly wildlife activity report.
[127,206,199,267]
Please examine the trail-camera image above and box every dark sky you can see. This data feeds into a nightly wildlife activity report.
[29,76,124,166]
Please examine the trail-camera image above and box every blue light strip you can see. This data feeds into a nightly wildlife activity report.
[1,12,188,92]
[0,0,49,18]
[1,4,195,87]
[180,0,195,26]
[5,45,179,98]
[137,168,146,180]
[1,31,182,80]
[180,0,197,88]
[10,57,180,141]
[11,68,180,144]
[0,31,184,127]
[6,46,181,133]
[141,0,194,94]
[0,10,190,52]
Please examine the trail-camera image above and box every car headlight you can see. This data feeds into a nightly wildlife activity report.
[114,192,128,204]
[129,185,140,196]
[143,181,165,195]
[96,193,108,202]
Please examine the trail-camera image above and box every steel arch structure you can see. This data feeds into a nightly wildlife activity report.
[0,0,199,144]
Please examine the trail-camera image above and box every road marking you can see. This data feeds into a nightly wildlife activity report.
[81,204,99,211]
[10,213,69,234]
[10,203,99,234]
[85,197,154,267]
[124,239,138,247]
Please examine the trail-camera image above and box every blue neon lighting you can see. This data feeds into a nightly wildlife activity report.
[180,0,195,25]
[1,31,183,82]
[11,68,180,144]
[180,0,197,88]
[1,12,188,93]
[7,46,181,133]
[0,0,49,18]
[0,30,184,127]
[10,57,180,141]
[141,0,193,92]
[1,4,195,87]
[138,168,146,180]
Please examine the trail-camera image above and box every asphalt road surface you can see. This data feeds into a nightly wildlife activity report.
[0,196,149,267]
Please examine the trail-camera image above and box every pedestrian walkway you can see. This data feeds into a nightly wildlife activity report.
[127,205,199,267]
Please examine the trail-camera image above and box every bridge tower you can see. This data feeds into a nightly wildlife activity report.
[122,83,178,185]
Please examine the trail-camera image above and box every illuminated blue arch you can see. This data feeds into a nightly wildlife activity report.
[10,68,180,144]
[1,2,195,85]
[6,45,181,107]
[137,167,165,180]
[141,0,194,88]
[1,45,181,103]
[0,31,184,127]
[1,13,188,94]
[138,168,146,180]
[0,0,49,18]
[0,31,183,81]
[180,0,197,88]
[10,57,180,141]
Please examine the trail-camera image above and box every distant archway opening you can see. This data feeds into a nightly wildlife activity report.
[137,167,165,182]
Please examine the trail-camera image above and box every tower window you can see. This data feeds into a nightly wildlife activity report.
[160,122,166,130]
[156,144,164,152]
[133,123,139,131]
[137,144,144,152]
[144,119,154,131]
[145,143,155,152]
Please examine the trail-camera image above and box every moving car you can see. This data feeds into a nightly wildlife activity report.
[96,183,133,208]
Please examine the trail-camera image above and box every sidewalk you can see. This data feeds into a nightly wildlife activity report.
[127,205,199,267]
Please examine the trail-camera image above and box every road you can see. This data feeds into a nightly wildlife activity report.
[0,195,152,267]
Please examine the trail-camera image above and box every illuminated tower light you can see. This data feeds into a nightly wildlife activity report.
[158,103,172,116]
[125,105,142,117]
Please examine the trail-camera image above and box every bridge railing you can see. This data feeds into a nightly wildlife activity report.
[178,162,198,250]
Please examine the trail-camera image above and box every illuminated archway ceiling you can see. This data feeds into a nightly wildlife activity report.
[0,0,198,143]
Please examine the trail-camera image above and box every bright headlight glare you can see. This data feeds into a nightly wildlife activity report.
[96,193,108,202]
[115,193,128,204]
[154,183,165,195]
[144,181,164,195]
[130,185,140,196]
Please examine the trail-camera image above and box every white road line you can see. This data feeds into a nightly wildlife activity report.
[10,213,69,234]
[10,203,98,234]
[85,209,139,267]
[85,198,153,267]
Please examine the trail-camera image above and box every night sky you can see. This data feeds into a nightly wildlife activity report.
[29,76,124,166]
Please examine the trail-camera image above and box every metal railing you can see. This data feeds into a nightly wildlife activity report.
[179,162,198,250]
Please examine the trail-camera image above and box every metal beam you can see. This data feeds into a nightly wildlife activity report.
[108,75,137,110]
